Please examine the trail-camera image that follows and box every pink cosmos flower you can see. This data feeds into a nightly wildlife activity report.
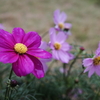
[0,28,52,79]
[83,43,100,77]
[53,9,72,36]
[49,28,74,63]
[39,41,52,73]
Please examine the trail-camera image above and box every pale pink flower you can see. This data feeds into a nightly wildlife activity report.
[49,28,74,63]
[39,41,52,73]
[83,43,100,77]
[53,9,72,37]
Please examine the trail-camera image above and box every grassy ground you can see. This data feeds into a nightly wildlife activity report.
[0,0,100,51]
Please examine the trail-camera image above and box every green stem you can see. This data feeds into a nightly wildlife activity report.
[63,63,66,81]
[48,60,56,71]
[67,51,82,77]
[9,89,12,100]
[8,68,13,79]
[41,31,48,38]
[93,88,100,100]
[4,68,13,100]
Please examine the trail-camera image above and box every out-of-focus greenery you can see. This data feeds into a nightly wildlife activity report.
[0,47,100,100]
[90,0,100,5]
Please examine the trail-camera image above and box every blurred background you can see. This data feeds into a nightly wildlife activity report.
[0,0,100,51]
[1,0,100,99]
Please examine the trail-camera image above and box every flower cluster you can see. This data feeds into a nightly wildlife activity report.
[53,9,72,38]
[48,9,74,63]
[1,9,98,79]
[0,9,75,79]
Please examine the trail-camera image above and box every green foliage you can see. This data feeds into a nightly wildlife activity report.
[0,46,100,100]
[1,63,100,100]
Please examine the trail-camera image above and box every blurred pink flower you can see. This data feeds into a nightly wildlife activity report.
[59,67,68,75]
[0,28,52,79]
[0,24,5,29]
[95,42,100,55]
[39,41,52,73]
[53,9,72,36]
[49,28,74,63]
[83,43,100,77]
[69,88,83,99]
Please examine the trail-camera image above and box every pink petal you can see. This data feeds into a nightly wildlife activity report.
[88,67,95,77]
[95,66,100,76]
[84,65,92,73]
[49,28,56,35]
[12,55,34,77]
[53,9,60,24]
[52,50,59,60]
[55,25,60,31]
[67,52,74,60]
[95,49,100,55]
[58,50,70,63]
[64,23,72,29]
[83,58,93,67]
[0,51,19,63]
[56,32,67,43]
[41,58,52,62]
[61,42,72,51]
[12,28,25,43]
[48,41,54,50]
[0,29,15,48]
[49,28,56,44]
[40,59,49,73]
[59,12,67,23]
[29,56,44,79]
[95,42,100,55]
[0,24,5,29]
[0,47,14,52]
[23,31,41,48]
[39,41,48,50]
[27,48,52,59]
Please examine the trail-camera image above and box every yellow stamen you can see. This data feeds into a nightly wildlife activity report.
[14,43,27,54]
[58,23,64,29]
[93,56,100,65]
[35,56,39,59]
[54,43,61,50]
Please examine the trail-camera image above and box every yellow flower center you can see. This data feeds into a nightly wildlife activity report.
[58,23,64,29]
[54,43,61,50]
[93,56,100,65]
[14,43,28,54]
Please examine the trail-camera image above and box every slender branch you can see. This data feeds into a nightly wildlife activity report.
[4,68,13,100]
[9,68,13,79]
[47,60,56,73]
[41,31,48,38]
[67,51,82,77]
[63,63,66,81]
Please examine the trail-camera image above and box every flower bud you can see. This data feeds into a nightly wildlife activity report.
[74,78,79,84]
[10,80,18,88]
[80,47,85,51]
